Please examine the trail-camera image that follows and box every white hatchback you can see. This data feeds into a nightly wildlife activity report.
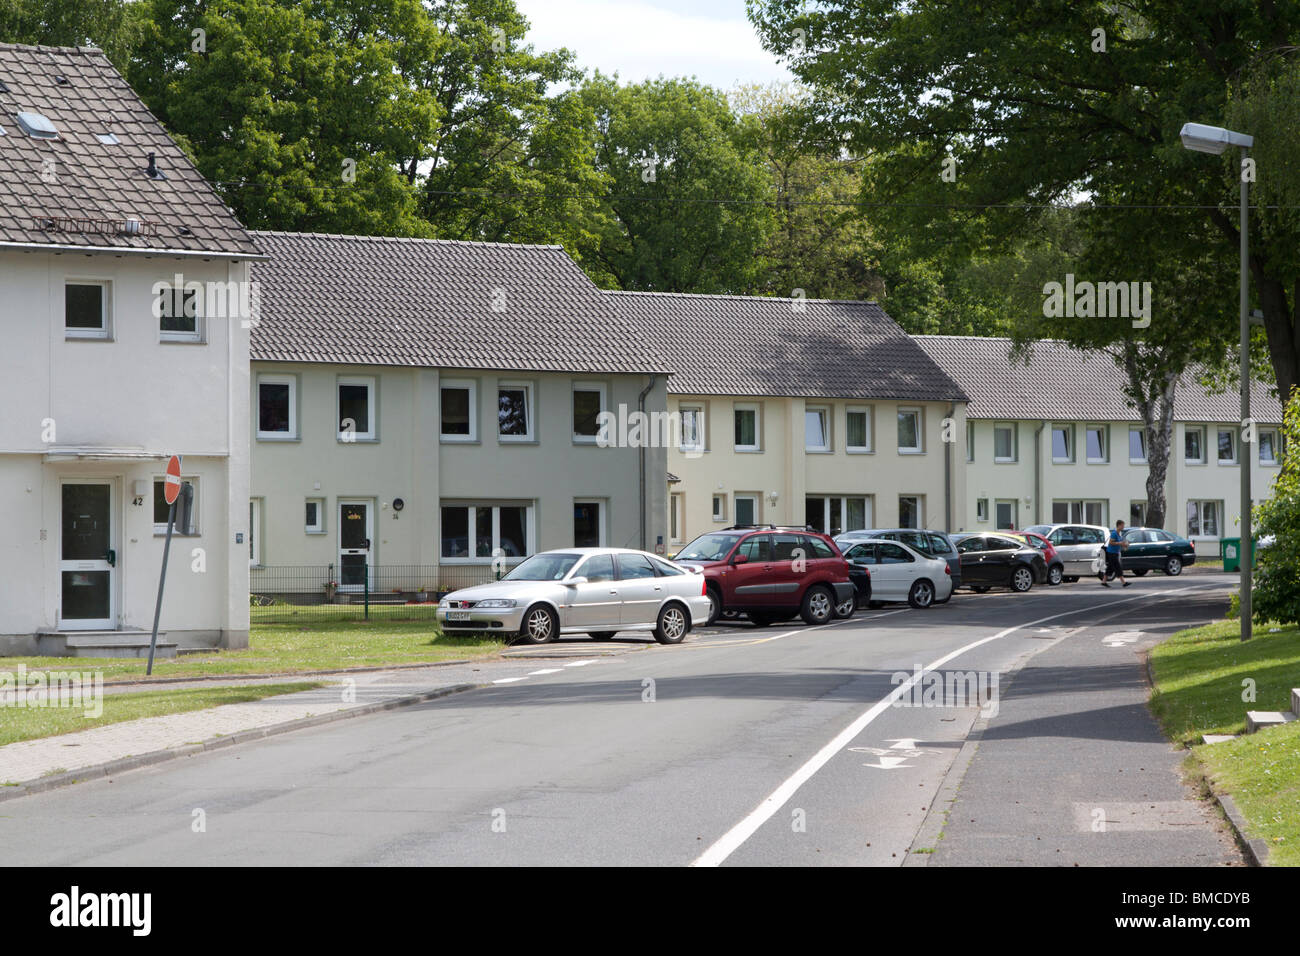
[841,538,953,608]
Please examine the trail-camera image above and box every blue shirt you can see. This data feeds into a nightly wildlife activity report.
[1106,529,1122,554]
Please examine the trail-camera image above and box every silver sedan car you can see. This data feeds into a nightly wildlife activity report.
[436,548,710,645]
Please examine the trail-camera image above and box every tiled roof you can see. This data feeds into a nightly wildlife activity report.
[249,232,670,374]
[0,43,258,256]
[608,291,967,402]
[915,335,1283,424]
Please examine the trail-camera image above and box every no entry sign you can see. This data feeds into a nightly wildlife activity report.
[163,455,182,505]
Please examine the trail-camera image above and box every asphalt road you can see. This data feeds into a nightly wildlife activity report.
[0,574,1241,866]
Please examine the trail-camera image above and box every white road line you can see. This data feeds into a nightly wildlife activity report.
[564,660,598,667]
[690,584,1213,867]
[492,677,526,684]
[527,668,562,675]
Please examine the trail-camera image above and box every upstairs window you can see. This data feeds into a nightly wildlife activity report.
[65,281,110,339]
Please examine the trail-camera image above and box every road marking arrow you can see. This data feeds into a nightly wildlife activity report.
[886,738,919,750]
[862,756,911,770]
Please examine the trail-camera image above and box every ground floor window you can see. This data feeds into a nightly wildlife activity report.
[1052,499,1106,526]
[1186,500,1221,537]
[898,495,922,529]
[734,493,759,526]
[154,475,199,535]
[976,498,988,522]
[441,502,532,560]
[1130,500,1147,527]
[669,493,684,544]
[574,500,604,547]
[248,498,262,567]
[805,495,871,535]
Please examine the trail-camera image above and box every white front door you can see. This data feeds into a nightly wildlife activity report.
[338,500,373,591]
[60,480,116,630]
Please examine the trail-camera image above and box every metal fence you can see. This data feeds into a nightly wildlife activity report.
[249,565,501,624]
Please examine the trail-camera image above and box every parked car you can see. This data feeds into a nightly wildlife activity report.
[673,525,857,626]
[951,533,1048,592]
[840,538,953,609]
[833,528,962,592]
[436,548,710,645]
[1007,530,1065,586]
[1119,527,1196,575]
[1023,524,1109,582]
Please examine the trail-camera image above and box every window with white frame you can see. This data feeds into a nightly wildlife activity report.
[248,498,262,567]
[497,382,533,441]
[897,408,922,454]
[1051,424,1074,462]
[1217,428,1237,464]
[994,499,1017,530]
[1129,427,1147,463]
[898,495,922,528]
[734,404,760,451]
[257,375,296,439]
[306,498,325,534]
[966,421,975,462]
[440,502,532,560]
[993,423,1017,462]
[572,382,606,443]
[712,494,726,521]
[338,377,376,441]
[1184,426,1205,463]
[153,476,199,535]
[156,283,203,343]
[805,406,830,452]
[1186,499,1220,537]
[670,493,684,543]
[573,500,604,547]
[440,380,477,441]
[1260,428,1279,465]
[1086,424,1109,463]
[847,407,872,453]
[734,493,759,526]
[805,495,870,535]
[65,280,111,339]
[1052,499,1106,525]
[976,497,989,522]
[1130,500,1147,527]
[679,405,705,453]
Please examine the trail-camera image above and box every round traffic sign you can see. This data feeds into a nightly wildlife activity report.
[164,455,182,505]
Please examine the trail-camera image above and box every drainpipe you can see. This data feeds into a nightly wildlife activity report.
[1034,421,1046,525]
[638,374,658,550]
[944,403,954,532]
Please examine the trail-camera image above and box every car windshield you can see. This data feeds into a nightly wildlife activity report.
[675,533,743,562]
[502,553,581,581]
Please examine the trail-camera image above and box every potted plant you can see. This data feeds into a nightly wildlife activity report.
[323,580,338,603]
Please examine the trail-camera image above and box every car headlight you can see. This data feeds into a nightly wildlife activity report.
[437,599,450,608]
[474,599,517,609]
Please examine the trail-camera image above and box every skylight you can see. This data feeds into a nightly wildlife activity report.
[96,132,119,145]
[15,111,58,139]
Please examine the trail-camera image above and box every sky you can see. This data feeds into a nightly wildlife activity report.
[513,0,794,90]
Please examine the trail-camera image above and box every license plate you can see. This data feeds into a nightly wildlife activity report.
[446,611,471,621]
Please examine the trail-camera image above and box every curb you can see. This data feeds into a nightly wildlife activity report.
[85,655,504,690]
[0,681,481,803]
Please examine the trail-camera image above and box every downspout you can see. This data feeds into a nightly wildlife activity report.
[945,402,954,532]
[1034,421,1046,525]
[638,374,658,550]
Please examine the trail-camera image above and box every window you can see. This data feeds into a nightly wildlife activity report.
[976,498,989,522]
[805,496,871,535]
[441,503,532,561]
[670,493,684,543]
[338,377,375,441]
[1260,429,1279,465]
[1086,425,1108,463]
[966,421,975,462]
[1051,424,1074,462]
[898,495,922,529]
[497,382,533,441]
[65,281,110,339]
[847,407,872,453]
[805,406,830,452]
[734,404,760,451]
[680,405,705,453]
[897,408,922,453]
[156,283,202,343]
[1052,500,1106,525]
[1217,428,1237,464]
[573,383,606,443]
[734,494,759,526]
[257,375,296,439]
[1129,427,1147,463]
[1129,500,1147,527]
[1184,426,1204,463]
[618,553,658,579]
[994,500,1016,530]
[306,498,325,534]
[574,501,603,547]
[712,495,726,522]
[1186,500,1220,537]
[994,423,1016,462]
[440,380,477,441]
[878,543,914,564]
[153,477,198,535]
[249,499,262,567]
[739,534,771,562]
[578,553,615,582]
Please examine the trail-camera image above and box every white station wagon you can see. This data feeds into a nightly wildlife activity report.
[436,548,711,645]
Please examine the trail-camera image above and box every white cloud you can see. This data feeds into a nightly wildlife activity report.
[515,0,793,89]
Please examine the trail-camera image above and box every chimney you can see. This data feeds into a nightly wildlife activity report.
[145,152,166,180]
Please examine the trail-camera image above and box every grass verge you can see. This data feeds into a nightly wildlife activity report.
[1149,619,1300,865]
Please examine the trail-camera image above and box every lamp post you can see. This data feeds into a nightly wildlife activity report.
[1180,121,1254,641]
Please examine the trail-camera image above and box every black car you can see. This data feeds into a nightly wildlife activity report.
[951,533,1048,593]
[1119,527,1197,576]
[834,528,961,593]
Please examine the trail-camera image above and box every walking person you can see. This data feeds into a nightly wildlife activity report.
[1100,519,1129,588]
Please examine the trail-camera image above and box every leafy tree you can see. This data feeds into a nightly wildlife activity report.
[0,0,142,65]
[1252,388,1300,625]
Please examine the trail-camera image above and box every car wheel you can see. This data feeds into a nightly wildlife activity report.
[800,585,835,625]
[1164,556,1183,576]
[1130,569,1148,577]
[1011,565,1034,592]
[588,631,617,640]
[653,604,689,644]
[971,586,991,594]
[705,586,722,625]
[1048,564,1064,586]
[908,579,935,609]
[834,592,857,618]
[518,605,558,644]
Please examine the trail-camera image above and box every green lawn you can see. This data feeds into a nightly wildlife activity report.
[2,620,505,681]
[0,681,324,749]
[1149,619,1300,865]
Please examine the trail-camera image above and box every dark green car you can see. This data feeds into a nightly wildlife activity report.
[1119,527,1196,576]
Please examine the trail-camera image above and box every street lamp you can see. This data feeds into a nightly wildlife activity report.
[1180,121,1254,641]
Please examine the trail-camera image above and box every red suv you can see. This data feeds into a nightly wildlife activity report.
[672,526,857,627]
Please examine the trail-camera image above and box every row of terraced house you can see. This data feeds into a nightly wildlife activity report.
[0,42,1283,654]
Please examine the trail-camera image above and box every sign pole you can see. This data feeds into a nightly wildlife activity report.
[147,499,176,675]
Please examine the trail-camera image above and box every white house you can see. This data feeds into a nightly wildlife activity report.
[0,43,259,655]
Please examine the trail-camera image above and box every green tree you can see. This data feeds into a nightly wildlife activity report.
[1252,388,1300,625]
[0,0,142,65]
